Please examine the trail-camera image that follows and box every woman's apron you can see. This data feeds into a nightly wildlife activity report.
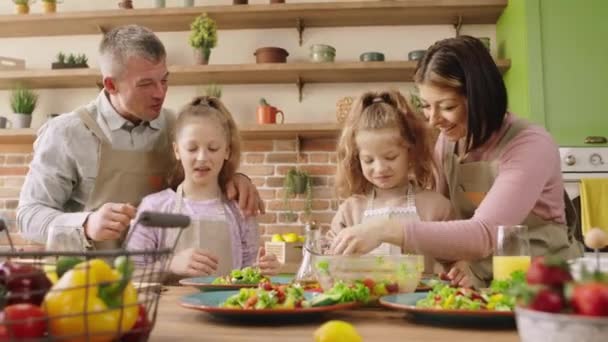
[444,119,584,286]
[164,183,234,276]
[363,185,419,256]
[78,104,174,250]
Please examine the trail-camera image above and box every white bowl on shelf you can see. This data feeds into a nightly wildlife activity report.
[515,306,608,342]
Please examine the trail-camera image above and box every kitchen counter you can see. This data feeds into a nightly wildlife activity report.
[150,287,519,342]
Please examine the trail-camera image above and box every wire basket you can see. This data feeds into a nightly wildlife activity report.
[0,211,190,342]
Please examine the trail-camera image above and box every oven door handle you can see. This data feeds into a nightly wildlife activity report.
[585,136,608,144]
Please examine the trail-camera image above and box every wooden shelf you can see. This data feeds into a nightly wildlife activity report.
[239,123,340,140]
[0,129,36,144]
[0,124,340,145]
[0,0,507,38]
[0,60,511,90]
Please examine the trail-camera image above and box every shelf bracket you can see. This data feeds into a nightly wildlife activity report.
[97,25,108,35]
[296,18,305,46]
[453,16,463,37]
[296,76,304,103]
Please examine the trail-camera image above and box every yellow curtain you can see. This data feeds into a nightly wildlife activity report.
[580,178,608,235]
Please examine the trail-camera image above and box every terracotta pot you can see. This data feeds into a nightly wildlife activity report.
[194,48,211,65]
[257,105,284,124]
[42,2,57,13]
[15,4,29,15]
[254,47,289,64]
[118,0,133,9]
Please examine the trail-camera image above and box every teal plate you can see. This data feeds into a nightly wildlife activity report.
[179,275,294,291]
[180,290,358,321]
[379,292,515,328]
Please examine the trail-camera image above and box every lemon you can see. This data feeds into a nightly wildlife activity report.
[282,233,299,243]
[43,264,58,284]
[314,320,362,342]
[271,234,284,242]
[298,235,306,243]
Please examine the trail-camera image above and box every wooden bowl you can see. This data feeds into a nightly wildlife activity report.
[254,47,289,63]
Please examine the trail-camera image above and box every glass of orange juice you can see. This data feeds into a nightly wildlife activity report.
[492,225,531,281]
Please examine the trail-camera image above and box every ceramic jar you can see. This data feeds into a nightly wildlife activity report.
[254,47,289,63]
[408,49,426,61]
[310,44,336,63]
[360,52,385,62]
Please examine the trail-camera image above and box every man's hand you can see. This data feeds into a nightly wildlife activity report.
[169,248,219,277]
[225,173,265,217]
[83,203,137,241]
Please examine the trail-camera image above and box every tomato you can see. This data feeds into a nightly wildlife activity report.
[362,278,375,291]
[385,283,399,294]
[1,303,47,339]
[571,282,608,317]
[121,304,152,342]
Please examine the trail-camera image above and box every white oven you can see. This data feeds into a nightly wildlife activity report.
[559,147,608,199]
[559,147,608,258]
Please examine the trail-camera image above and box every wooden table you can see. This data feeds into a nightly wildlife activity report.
[150,287,520,342]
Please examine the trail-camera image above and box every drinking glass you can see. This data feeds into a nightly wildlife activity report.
[492,225,531,281]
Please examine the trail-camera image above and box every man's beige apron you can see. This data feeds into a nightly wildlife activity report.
[78,104,174,250]
[443,118,584,286]
[164,183,234,276]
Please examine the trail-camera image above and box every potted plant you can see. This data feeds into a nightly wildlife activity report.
[183,0,194,7]
[204,84,222,98]
[10,87,38,129]
[52,52,89,69]
[41,0,59,13]
[282,168,313,221]
[155,0,166,7]
[13,0,31,14]
[189,14,218,65]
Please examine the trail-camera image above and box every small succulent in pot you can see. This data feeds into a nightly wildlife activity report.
[204,84,222,98]
[189,14,218,65]
[56,52,66,65]
[41,0,60,13]
[10,86,38,128]
[13,0,31,15]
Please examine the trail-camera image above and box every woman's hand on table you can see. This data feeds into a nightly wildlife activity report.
[330,216,404,255]
[441,261,474,288]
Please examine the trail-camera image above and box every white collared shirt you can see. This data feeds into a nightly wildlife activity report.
[17,91,171,247]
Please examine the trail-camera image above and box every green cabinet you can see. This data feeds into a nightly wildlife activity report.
[498,0,608,146]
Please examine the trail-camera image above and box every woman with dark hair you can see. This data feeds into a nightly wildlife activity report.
[330,36,583,287]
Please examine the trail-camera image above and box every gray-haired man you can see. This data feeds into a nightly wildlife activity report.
[17,25,262,250]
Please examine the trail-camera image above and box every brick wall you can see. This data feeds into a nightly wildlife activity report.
[239,138,338,241]
[0,152,33,250]
[0,137,338,249]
